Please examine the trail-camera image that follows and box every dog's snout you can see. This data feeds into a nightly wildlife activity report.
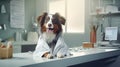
[48,24,52,27]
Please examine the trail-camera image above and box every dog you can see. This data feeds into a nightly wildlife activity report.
[33,12,69,59]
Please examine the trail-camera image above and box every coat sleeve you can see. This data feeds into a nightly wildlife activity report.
[53,37,70,56]
[33,36,50,58]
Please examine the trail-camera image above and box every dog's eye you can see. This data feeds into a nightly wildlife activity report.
[52,18,59,24]
[52,19,57,23]
[46,17,50,22]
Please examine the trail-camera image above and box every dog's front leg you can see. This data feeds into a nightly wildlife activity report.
[57,53,64,58]
[47,54,53,59]
[42,52,53,59]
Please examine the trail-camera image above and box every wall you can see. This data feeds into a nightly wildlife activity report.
[36,0,48,17]
[0,0,36,41]
[0,0,93,48]
[0,0,19,40]
[0,0,90,47]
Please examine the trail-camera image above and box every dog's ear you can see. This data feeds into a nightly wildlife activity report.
[37,12,48,26]
[37,16,42,23]
[55,13,66,25]
[59,16,66,25]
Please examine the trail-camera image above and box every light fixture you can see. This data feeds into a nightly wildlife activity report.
[1,4,6,14]
[0,24,6,30]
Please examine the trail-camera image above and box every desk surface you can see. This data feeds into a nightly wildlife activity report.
[0,48,120,67]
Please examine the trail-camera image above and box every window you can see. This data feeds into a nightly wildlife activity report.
[49,0,66,32]
[48,0,85,33]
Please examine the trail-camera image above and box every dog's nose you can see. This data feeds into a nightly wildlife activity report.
[48,24,52,27]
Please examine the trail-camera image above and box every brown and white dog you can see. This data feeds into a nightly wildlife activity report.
[33,12,69,59]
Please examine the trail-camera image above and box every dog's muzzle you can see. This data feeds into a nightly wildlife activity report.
[48,28,54,30]
[46,27,54,33]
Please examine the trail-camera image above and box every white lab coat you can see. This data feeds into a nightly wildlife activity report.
[33,35,69,58]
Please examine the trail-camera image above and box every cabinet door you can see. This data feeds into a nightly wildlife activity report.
[14,45,21,53]
[21,45,36,52]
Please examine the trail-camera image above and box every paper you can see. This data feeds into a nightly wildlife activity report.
[105,27,118,40]
[10,0,25,28]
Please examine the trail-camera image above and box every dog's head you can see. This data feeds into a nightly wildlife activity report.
[37,12,66,34]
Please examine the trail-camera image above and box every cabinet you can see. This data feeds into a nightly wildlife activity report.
[13,41,37,53]
[14,45,21,53]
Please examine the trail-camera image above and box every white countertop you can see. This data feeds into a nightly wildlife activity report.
[0,48,120,67]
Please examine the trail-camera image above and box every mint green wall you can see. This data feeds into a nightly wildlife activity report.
[0,0,36,41]
[0,0,90,47]
[35,0,48,17]
[25,0,36,32]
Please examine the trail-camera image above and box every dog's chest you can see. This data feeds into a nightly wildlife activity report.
[43,32,56,43]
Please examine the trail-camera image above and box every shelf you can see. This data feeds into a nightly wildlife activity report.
[90,0,120,16]
[90,11,120,16]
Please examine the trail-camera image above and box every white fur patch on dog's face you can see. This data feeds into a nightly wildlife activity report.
[42,14,56,43]
[45,14,54,31]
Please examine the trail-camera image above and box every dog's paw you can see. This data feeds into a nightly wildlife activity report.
[46,54,53,59]
[57,53,64,58]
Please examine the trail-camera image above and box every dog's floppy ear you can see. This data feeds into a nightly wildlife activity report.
[37,16,42,23]
[37,12,48,26]
[59,16,66,25]
[55,13,66,25]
